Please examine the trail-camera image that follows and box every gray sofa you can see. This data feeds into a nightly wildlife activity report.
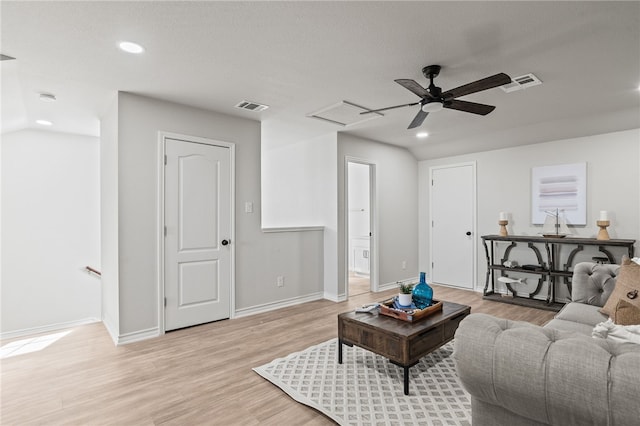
[454,262,640,426]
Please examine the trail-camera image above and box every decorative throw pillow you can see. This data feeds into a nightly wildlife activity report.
[600,256,640,317]
[611,299,640,326]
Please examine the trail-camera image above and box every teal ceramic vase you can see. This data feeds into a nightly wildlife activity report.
[412,272,433,309]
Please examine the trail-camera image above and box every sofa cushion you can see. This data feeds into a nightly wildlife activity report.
[544,318,596,335]
[611,299,640,325]
[601,257,640,316]
[552,302,608,326]
[571,262,619,307]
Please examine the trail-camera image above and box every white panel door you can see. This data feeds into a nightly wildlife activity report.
[165,138,231,331]
[431,164,475,289]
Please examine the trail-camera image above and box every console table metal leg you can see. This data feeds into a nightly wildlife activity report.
[338,339,343,364]
[403,366,410,395]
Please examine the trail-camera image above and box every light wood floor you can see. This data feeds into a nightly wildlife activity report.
[348,272,370,296]
[1,285,554,425]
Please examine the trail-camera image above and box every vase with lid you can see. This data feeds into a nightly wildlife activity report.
[412,272,433,309]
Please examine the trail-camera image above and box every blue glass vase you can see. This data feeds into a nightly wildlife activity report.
[412,272,433,309]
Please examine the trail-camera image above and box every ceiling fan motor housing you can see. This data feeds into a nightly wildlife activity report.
[422,65,441,79]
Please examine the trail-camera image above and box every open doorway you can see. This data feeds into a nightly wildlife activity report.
[347,161,374,296]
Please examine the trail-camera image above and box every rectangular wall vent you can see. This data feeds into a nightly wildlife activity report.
[501,73,542,93]
[234,100,269,112]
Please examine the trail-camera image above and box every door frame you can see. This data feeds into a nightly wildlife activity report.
[428,161,477,290]
[157,131,236,335]
[344,156,378,295]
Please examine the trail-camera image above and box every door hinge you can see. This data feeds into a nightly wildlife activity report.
[164,155,167,165]
[164,226,167,236]
[431,179,434,186]
[164,297,167,307]
[432,262,434,268]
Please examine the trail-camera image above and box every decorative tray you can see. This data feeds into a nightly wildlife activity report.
[378,298,443,322]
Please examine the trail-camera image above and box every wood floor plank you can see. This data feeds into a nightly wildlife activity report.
[1,285,555,425]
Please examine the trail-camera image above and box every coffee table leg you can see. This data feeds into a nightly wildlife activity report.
[338,339,343,364]
[403,366,410,395]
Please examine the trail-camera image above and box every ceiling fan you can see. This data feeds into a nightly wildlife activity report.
[361,65,512,129]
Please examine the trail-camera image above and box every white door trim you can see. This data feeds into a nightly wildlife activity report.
[428,161,477,290]
[157,131,236,335]
[344,156,378,294]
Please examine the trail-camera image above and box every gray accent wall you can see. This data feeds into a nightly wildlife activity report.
[101,92,324,343]
[337,134,419,296]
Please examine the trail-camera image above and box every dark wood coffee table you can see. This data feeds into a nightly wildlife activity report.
[337,300,470,395]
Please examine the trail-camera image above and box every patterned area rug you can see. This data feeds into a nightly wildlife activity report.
[253,338,471,426]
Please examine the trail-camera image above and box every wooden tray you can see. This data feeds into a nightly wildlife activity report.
[378,298,443,322]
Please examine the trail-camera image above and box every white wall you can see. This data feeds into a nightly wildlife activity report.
[261,132,339,299]
[100,96,119,337]
[1,129,101,337]
[107,92,324,342]
[419,128,640,294]
[262,133,337,227]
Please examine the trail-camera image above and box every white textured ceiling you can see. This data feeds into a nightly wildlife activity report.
[2,1,639,160]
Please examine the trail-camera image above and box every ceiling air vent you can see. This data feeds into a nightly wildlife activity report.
[501,73,542,93]
[235,100,269,112]
[307,100,383,127]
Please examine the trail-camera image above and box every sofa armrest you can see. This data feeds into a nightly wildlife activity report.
[454,313,640,426]
[571,262,619,306]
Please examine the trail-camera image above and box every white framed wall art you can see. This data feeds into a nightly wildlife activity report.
[531,162,587,225]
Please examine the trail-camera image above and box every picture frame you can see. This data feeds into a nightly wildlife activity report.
[531,162,587,225]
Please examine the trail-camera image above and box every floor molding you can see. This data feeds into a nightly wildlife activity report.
[235,292,324,318]
[0,317,101,340]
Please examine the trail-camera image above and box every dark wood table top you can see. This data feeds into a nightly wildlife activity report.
[338,300,470,338]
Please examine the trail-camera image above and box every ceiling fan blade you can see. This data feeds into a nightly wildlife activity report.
[444,99,496,115]
[395,79,432,98]
[407,109,428,129]
[442,73,511,99]
[360,102,420,115]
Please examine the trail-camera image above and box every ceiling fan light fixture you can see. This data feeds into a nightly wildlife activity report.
[416,132,429,138]
[422,102,443,113]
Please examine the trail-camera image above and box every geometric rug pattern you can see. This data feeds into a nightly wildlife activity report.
[253,338,471,426]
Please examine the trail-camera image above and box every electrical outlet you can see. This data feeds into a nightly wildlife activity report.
[402,260,407,270]
[277,276,284,287]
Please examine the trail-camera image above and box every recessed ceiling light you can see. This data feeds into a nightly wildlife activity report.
[36,119,53,126]
[416,132,429,138]
[118,41,144,54]
[39,93,57,102]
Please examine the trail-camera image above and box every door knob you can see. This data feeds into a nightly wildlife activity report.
[221,239,230,246]
[466,231,472,236]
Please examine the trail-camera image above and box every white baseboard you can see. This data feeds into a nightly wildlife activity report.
[116,327,160,345]
[0,317,101,340]
[101,316,119,345]
[235,292,325,318]
[323,291,347,302]
[378,276,419,292]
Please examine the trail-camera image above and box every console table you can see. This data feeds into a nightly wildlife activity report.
[481,235,636,311]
